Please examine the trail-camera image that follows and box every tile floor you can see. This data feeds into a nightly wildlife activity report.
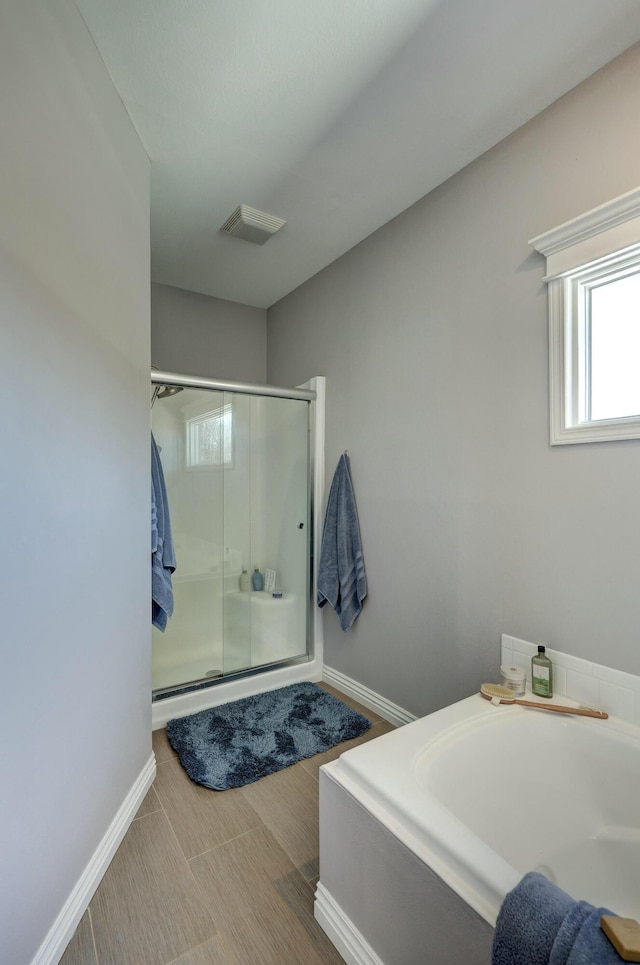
[60,684,395,965]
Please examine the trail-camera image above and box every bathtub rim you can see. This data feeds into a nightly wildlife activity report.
[321,698,520,925]
[321,693,639,926]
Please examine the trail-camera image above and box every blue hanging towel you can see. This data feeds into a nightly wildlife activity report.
[317,453,367,631]
[151,432,176,631]
[492,871,621,965]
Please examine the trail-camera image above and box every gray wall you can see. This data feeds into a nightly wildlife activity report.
[267,44,640,718]
[152,282,267,383]
[1,3,150,962]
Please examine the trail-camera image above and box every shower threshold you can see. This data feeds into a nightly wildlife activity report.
[152,657,303,702]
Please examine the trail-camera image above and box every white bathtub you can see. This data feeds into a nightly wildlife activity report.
[315,693,640,965]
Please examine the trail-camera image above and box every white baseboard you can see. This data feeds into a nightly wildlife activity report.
[322,666,416,727]
[315,882,385,965]
[31,754,156,965]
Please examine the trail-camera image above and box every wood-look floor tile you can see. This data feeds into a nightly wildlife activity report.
[240,762,320,880]
[90,810,216,965]
[190,825,344,965]
[134,783,162,819]
[59,910,97,965]
[155,758,262,859]
[300,719,396,781]
[152,726,178,763]
[169,935,230,964]
[318,682,382,723]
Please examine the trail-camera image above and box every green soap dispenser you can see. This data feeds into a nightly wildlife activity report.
[531,645,553,698]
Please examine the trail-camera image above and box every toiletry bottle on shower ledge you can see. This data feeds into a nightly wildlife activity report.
[239,569,250,592]
[531,645,553,698]
[251,568,264,591]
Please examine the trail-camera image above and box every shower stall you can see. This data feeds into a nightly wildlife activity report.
[151,370,325,728]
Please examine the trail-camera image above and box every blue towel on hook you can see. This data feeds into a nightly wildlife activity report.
[492,872,621,965]
[317,453,367,631]
[151,432,176,631]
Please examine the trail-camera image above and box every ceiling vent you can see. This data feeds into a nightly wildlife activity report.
[220,204,286,245]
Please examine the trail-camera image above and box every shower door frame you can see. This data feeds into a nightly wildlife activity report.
[152,370,317,403]
[150,370,325,721]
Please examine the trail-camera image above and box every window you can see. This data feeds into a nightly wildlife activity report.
[530,187,640,444]
[186,402,233,468]
[586,267,640,422]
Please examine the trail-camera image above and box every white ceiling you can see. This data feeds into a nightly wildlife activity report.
[75,0,640,309]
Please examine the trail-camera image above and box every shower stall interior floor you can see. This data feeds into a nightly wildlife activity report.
[60,684,395,965]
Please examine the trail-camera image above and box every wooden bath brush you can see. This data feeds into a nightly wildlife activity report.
[479,683,608,719]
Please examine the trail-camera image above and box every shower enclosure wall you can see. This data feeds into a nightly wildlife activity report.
[151,371,324,726]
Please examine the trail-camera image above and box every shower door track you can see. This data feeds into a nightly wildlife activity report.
[151,369,317,402]
[151,655,311,702]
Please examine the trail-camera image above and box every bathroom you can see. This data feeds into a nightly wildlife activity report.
[4,1,640,963]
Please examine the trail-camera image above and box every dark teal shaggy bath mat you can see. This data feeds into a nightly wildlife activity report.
[166,681,371,790]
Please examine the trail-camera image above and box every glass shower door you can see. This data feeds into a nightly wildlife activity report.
[222,393,310,674]
[151,384,310,695]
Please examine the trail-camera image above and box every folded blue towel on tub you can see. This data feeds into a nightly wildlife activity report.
[492,872,622,965]
[317,453,367,631]
[151,432,176,631]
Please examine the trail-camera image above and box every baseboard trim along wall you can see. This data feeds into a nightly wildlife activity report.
[322,666,416,727]
[31,754,156,965]
[314,882,385,965]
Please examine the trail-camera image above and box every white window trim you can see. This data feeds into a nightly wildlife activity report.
[530,186,640,445]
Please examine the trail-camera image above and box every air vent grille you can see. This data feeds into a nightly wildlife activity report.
[220,204,286,245]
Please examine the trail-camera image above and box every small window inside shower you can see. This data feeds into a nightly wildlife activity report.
[186,402,233,469]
